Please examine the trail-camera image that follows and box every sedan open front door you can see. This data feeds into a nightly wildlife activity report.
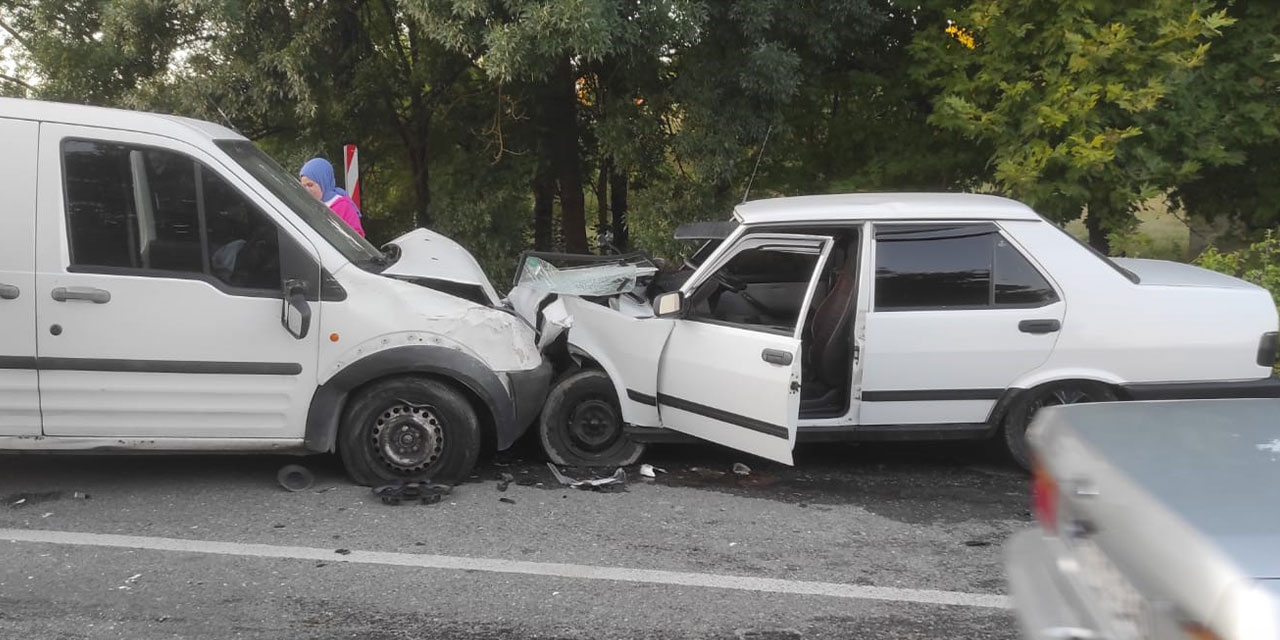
[654,234,834,464]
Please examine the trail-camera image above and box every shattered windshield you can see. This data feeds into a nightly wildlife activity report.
[516,255,658,296]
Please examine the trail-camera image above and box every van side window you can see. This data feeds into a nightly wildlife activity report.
[62,140,281,292]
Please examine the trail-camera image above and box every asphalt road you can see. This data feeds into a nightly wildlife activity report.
[0,440,1032,639]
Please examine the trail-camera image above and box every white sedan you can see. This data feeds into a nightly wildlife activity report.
[509,193,1280,469]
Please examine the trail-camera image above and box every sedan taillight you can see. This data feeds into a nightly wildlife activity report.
[1031,458,1058,533]
[1258,332,1278,368]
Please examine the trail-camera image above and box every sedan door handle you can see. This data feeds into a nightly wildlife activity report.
[1019,319,1060,334]
[762,349,793,366]
[0,283,17,300]
[51,286,111,304]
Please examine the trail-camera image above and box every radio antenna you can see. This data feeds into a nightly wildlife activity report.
[741,123,773,204]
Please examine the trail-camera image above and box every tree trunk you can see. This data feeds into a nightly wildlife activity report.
[609,166,629,251]
[533,165,555,252]
[595,156,611,233]
[407,129,431,228]
[1085,205,1111,255]
[549,56,588,253]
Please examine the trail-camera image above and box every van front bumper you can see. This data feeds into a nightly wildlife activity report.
[506,360,553,442]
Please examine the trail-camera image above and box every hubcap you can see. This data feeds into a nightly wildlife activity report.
[372,403,445,474]
[1030,388,1092,414]
[567,398,621,453]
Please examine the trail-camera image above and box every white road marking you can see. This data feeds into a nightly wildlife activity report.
[1,528,1009,610]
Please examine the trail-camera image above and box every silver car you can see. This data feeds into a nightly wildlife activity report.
[1006,398,1280,640]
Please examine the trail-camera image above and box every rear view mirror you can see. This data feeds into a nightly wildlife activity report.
[653,292,684,318]
[281,279,311,340]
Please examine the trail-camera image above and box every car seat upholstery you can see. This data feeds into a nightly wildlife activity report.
[807,242,857,389]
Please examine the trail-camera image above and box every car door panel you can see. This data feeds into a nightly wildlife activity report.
[656,234,834,464]
[859,224,1063,426]
[657,322,803,463]
[0,118,40,436]
[35,124,320,438]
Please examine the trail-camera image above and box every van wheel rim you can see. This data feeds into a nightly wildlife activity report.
[567,399,620,452]
[372,404,444,473]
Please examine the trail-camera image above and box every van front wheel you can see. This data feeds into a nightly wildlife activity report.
[339,377,481,486]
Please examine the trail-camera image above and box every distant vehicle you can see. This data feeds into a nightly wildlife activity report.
[510,193,1280,468]
[0,98,550,485]
[1006,399,1280,640]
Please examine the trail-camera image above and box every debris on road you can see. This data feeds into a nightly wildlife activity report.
[72,491,91,500]
[118,573,143,591]
[277,464,315,492]
[6,491,62,508]
[733,463,751,476]
[496,472,515,492]
[499,497,516,504]
[546,463,627,492]
[964,540,992,547]
[372,482,452,506]
[639,464,666,479]
[334,549,351,555]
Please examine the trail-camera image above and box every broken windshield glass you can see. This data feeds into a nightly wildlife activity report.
[516,255,657,296]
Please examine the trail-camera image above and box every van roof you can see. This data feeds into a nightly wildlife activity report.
[733,193,1041,225]
[0,97,246,142]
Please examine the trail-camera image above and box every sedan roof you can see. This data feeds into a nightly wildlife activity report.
[733,193,1041,225]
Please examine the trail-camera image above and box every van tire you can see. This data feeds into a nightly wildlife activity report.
[1001,381,1117,471]
[540,369,646,468]
[339,376,481,487]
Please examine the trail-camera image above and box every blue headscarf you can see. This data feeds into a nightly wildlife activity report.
[300,157,361,216]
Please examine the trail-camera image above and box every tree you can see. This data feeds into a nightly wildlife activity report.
[913,0,1235,252]
[1168,0,1280,235]
[408,0,695,253]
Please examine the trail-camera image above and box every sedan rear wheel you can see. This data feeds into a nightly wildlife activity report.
[1002,381,1117,471]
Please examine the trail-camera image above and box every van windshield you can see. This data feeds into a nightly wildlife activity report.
[215,140,387,270]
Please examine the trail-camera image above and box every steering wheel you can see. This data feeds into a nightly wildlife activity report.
[713,271,748,293]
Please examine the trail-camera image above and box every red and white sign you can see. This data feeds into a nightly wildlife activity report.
[343,144,360,209]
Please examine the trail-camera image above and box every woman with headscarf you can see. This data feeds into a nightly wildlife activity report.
[299,157,365,237]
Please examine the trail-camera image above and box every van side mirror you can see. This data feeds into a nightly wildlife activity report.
[653,291,684,318]
[281,279,311,340]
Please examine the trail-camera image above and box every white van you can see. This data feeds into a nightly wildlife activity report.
[0,98,551,485]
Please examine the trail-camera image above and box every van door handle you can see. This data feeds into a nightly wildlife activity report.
[0,284,17,300]
[51,286,111,304]
[762,349,793,366]
[1019,319,1060,334]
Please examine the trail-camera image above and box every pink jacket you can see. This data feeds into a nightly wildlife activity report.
[326,195,365,237]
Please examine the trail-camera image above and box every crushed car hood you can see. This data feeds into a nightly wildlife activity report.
[382,228,502,305]
[1112,258,1260,290]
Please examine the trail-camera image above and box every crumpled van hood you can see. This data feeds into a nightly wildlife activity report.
[381,228,502,305]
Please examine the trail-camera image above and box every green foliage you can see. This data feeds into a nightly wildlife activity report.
[1196,230,1280,372]
[912,0,1237,242]
[6,0,1280,287]
[1169,0,1280,231]
[1196,231,1280,309]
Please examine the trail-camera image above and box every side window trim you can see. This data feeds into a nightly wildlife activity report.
[871,221,1061,312]
[992,228,1061,309]
[682,233,834,339]
[59,137,324,300]
[872,222,996,312]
